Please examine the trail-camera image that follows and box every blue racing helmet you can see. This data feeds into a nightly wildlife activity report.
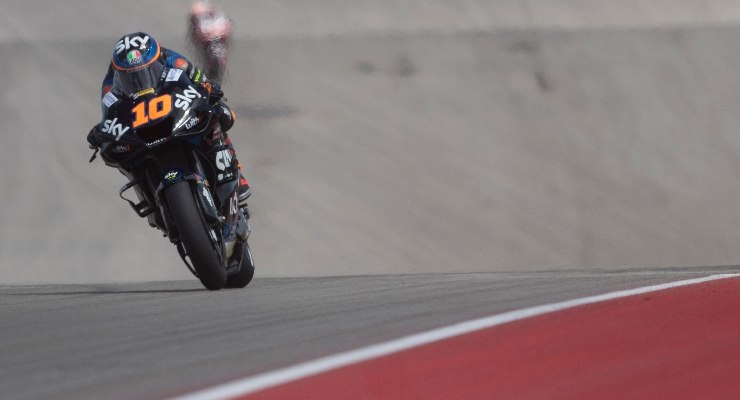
[111,32,163,97]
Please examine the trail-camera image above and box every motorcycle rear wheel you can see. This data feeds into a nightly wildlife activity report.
[165,181,227,290]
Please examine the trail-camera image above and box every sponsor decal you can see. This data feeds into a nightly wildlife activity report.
[164,171,180,181]
[174,85,202,110]
[174,58,189,69]
[215,149,234,182]
[127,49,142,64]
[229,194,239,215]
[133,88,155,99]
[102,92,118,108]
[147,138,168,146]
[116,35,150,55]
[202,186,215,208]
[165,68,183,82]
[100,118,130,141]
[216,149,232,169]
[112,144,131,153]
[185,116,200,129]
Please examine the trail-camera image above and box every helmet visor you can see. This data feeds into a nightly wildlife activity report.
[112,61,164,98]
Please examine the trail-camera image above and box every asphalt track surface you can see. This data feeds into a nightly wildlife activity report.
[2,267,738,400]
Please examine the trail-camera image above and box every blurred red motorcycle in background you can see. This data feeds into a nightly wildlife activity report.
[188,0,233,84]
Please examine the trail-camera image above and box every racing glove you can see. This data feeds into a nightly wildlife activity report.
[207,82,224,105]
[87,125,101,149]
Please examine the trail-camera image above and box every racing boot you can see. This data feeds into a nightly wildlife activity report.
[234,160,251,240]
[236,161,251,209]
[207,126,251,210]
[237,168,252,241]
[209,100,251,214]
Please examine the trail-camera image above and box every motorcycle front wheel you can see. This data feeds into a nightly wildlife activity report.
[164,181,227,290]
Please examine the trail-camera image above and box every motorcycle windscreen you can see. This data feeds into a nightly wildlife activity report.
[112,62,164,98]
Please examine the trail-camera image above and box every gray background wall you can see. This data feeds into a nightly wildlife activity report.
[2,1,740,283]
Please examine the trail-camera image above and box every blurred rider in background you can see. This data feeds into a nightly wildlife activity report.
[188,0,233,84]
[87,32,251,210]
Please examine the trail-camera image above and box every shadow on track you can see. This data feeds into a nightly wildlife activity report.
[0,283,208,296]
[3,289,205,296]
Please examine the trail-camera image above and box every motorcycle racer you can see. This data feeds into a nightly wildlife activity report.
[87,32,251,209]
[188,0,233,84]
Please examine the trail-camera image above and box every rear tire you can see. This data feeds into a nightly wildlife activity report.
[225,242,255,288]
[165,181,226,290]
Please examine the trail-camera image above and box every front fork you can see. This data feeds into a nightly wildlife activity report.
[118,146,247,260]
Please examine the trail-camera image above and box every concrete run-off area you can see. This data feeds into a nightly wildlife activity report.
[1,1,740,282]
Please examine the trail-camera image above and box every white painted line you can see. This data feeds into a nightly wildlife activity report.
[170,273,740,400]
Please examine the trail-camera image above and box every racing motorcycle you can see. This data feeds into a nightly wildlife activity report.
[90,66,254,290]
[188,0,232,84]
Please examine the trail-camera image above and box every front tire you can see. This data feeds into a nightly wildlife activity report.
[225,242,255,288]
[165,181,226,290]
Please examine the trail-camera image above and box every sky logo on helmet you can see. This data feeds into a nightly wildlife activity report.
[116,35,150,55]
[127,49,143,64]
